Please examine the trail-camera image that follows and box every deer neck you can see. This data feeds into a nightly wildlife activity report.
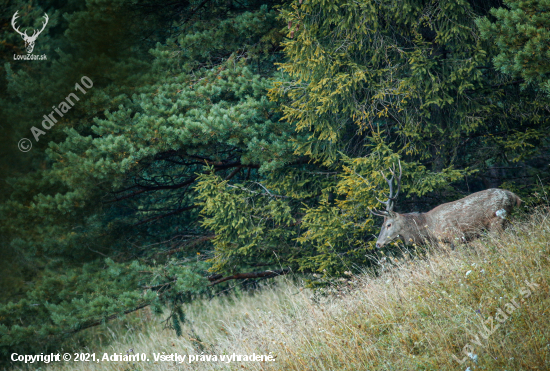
[400,212,430,245]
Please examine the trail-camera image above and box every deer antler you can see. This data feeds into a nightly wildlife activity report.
[370,159,402,217]
[32,13,49,39]
[11,11,26,38]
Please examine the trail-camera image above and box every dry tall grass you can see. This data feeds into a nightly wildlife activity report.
[13,209,550,370]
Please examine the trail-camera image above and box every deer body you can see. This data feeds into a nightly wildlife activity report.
[375,188,522,248]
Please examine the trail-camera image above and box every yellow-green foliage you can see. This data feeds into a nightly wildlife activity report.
[295,136,466,274]
[26,208,550,371]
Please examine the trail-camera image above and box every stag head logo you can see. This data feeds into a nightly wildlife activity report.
[11,11,49,54]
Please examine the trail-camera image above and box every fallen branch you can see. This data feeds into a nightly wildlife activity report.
[67,302,150,334]
[208,268,291,286]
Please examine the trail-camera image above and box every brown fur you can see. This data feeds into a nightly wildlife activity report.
[376,188,522,248]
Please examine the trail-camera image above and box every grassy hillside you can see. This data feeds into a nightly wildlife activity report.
[14,208,550,371]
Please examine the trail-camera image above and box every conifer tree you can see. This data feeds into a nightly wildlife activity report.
[0,0,287,356]
[263,0,549,266]
[477,0,550,93]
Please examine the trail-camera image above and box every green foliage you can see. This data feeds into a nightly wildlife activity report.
[270,0,489,165]
[196,170,298,273]
[477,0,550,91]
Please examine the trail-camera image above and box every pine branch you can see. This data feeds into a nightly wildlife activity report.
[134,205,199,226]
[183,0,215,25]
[143,279,177,290]
[106,162,259,203]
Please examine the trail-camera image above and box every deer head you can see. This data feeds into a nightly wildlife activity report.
[11,11,49,54]
[370,160,402,248]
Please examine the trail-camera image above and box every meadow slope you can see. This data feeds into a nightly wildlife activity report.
[15,209,550,371]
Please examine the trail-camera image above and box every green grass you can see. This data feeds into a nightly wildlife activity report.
[14,208,550,370]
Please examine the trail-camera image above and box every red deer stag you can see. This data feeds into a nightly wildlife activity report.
[371,161,522,248]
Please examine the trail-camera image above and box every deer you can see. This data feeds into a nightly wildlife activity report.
[11,11,49,54]
[371,161,522,248]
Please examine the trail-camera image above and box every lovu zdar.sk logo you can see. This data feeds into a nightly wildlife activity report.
[11,10,48,60]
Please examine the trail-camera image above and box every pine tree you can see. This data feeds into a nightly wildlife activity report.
[477,0,550,93]
[0,0,287,357]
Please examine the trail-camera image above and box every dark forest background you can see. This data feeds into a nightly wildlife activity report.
[0,0,548,358]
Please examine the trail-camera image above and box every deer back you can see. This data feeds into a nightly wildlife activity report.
[425,188,521,241]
